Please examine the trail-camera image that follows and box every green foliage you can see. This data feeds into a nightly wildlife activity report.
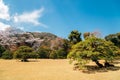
[1,50,13,59]
[14,46,35,62]
[68,36,119,69]
[49,49,68,59]
[105,33,120,48]
[49,51,57,59]
[0,45,6,57]
[52,39,71,59]
[36,46,51,58]
[29,52,38,59]
[56,49,67,59]
[62,39,71,53]
[68,30,82,44]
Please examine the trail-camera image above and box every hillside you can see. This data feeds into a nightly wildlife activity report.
[0,27,64,51]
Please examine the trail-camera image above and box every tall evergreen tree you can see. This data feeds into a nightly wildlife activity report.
[68,30,82,44]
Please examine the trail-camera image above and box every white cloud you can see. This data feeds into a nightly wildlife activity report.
[13,7,47,27]
[0,0,10,20]
[0,22,10,31]
[0,0,47,31]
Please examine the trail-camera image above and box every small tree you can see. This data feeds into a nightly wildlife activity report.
[67,37,119,69]
[14,46,35,62]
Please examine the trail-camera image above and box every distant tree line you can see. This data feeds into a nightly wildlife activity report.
[0,30,120,66]
[0,39,70,61]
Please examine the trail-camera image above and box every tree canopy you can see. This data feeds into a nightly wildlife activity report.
[14,46,37,62]
[67,36,120,69]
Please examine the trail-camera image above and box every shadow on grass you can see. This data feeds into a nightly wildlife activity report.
[16,59,40,62]
[82,65,120,74]
[73,60,120,74]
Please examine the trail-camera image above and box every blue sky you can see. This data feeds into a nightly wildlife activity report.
[0,0,120,38]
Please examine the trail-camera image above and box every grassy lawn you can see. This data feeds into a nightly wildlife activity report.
[0,59,120,80]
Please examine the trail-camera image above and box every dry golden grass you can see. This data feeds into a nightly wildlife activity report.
[0,59,120,80]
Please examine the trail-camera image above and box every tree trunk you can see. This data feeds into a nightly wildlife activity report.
[104,61,114,67]
[21,58,28,62]
[94,60,103,68]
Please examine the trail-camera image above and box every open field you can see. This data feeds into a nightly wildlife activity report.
[0,59,120,80]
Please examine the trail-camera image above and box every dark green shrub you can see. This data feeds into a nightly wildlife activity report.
[0,45,6,57]
[29,52,39,59]
[14,46,34,62]
[37,46,51,58]
[56,49,67,59]
[49,51,57,59]
[1,50,13,59]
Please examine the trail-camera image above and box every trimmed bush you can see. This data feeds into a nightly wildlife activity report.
[1,50,13,59]
[14,46,34,62]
